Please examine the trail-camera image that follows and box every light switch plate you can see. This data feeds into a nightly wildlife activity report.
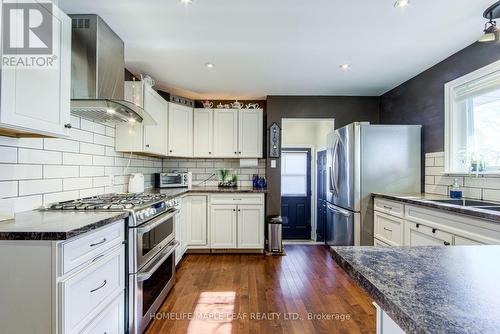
[271,160,277,168]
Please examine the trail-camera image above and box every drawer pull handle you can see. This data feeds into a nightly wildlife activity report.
[234,198,242,201]
[444,241,451,246]
[432,228,437,234]
[415,224,420,228]
[383,205,393,210]
[383,227,392,232]
[90,280,107,293]
[91,254,105,263]
[90,238,107,247]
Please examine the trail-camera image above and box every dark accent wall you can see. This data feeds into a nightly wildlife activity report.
[265,96,380,216]
[380,41,500,155]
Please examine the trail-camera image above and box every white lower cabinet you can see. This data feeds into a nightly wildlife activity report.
[186,195,209,248]
[373,196,500,246]
[175,197,190,264]
[237,205,265,248]
[0,220,126,334]
[210,205,238,248]
[374,303,405,334]
[80,292,125,334]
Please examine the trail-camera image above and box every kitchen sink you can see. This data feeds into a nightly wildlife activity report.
[429,199,500,207]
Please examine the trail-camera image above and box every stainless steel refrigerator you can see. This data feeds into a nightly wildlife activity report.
[326,122,421,246]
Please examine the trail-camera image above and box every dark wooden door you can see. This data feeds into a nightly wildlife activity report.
[281,149,312,239]
[316,150,327,242]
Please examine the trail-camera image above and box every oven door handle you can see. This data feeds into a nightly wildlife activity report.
[137,240,179,282]
[136,209,179,234]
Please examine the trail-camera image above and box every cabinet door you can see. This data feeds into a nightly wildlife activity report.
[238,109,263,157]
[213,109,238,158]
[168,103,193,157]
[143,86,167,155]
[174,211,182,265]
[210,205,237,248]
[0,4,71,137]
[186,196,208,247]
[193,109,213,157]
[115,81,144,152]
[180,196,189,254]
[454,235,484,245]
[237,205,264,249]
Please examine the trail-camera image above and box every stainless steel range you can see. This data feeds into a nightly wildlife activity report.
[49,193,180,334]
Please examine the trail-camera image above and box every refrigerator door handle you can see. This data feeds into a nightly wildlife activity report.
[327,203,352,217]
[330,136,340,196]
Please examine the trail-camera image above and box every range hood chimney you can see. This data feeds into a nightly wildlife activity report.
[70,14,154,125]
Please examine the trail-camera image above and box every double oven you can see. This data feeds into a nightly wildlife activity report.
[127,199,180,334]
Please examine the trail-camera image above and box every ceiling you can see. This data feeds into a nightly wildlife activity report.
[60,0,493,99]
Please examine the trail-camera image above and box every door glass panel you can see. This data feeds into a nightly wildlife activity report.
[281,152,307,196]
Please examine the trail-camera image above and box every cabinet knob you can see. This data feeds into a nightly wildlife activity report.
[170,150,173,153]
[432,228,437,234]
[64,123,72,129]
[416,224,420,228]
[238,151,241,154]
[209,152,212,155]
[233,209,236,212]
[444,241,451,246]
[234,152,237,155]
[146,144,150,148]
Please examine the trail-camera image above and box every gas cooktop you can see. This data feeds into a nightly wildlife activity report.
[48,193,173,211]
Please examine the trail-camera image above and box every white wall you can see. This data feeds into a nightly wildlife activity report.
[0,116,163,213]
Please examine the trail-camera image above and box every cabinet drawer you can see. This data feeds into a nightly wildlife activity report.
[405,221,453,246]
[59,220,124,275]
[374,198,404,218]
[374,212,404,246]
[80,292,125,334]
[454,235,484,246]
[210,194,264,205]
[61,245,125,334]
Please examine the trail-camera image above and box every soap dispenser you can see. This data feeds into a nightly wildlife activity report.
[449,178,462,199]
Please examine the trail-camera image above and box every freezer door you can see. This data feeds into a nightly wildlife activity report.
[327,123,358,211]
[325,203,354,246]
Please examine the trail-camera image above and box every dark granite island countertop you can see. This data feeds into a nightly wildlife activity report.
[331,246,500,334]
[0,210,129,241]
[373,192,500,224]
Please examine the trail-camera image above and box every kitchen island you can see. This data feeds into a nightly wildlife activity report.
[331,245,500,333]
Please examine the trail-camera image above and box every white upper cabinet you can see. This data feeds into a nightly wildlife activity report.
[0,3,71,137]
[115,82,167,155]
[238,109,263,158]
[143,86,167,155]
[213,109,238,158]
[168,103,193,157]
[193,108,213,158]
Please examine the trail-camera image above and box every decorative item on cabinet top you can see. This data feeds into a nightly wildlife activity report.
[196,100,262,109]
[157,90,195,108]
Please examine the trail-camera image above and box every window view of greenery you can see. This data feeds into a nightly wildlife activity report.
[467,88,500,171]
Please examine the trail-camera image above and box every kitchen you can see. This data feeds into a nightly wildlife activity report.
[0,0,499,333]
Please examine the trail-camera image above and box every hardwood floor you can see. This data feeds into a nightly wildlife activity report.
[145,245,375,334]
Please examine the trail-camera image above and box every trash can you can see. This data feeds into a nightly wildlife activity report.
[267,216,283,253]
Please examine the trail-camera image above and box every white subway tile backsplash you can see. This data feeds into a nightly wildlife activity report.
[44,138,79,153]
[19,179,62,196]
[43,191,80,205]
[80,142,105,156]
[80,187,105,198]
[425,152,500,201]
[19,149,61,165]
[43,165,79,179]
[0,181,18,198]
[13,195,43,212]
[68,128,93,143]
[93,156,114,166]
[0,146,17,163]
[93,176,110,188]
[63,177,93,191]
[63,152,93,166]
[105,126,115,137]
[94,133,114,147]
[17,138,44,149]
[70,116,81,129]
[80,166,105,177]
[0,164,42,180]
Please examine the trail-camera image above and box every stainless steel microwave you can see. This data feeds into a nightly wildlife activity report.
[154,172,189,188]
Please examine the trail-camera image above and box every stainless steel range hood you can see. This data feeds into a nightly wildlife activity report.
[70,14,154,125]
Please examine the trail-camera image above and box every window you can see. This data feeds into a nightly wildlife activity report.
[281,151,308,196]
[445,60,500,174]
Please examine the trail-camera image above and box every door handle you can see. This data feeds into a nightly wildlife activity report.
[90,238,107,247]
[327,203,351,217]
[90,280,107,293]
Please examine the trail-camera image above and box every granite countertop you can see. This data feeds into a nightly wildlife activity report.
[331,246,500,334]
[0,210,129,241]
[0,187,266,241]
[373,192,500,223]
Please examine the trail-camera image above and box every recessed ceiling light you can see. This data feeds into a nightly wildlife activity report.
[128,118,136,123]
[178,0,193,4]
[205,62,215,69]
[394,0,409,8]
[106,108,115,114]
[339,64,351,70]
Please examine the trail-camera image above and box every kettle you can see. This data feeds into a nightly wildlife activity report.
[128,173,145,193]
